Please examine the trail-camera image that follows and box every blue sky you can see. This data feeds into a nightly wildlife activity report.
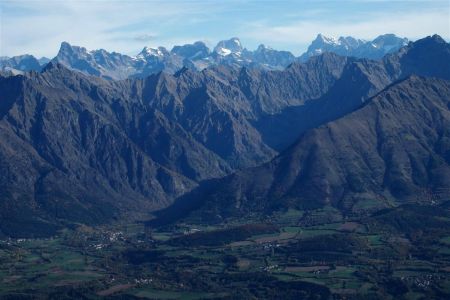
[1,0,449,58]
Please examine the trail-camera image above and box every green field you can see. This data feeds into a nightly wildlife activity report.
[1,203,450,299]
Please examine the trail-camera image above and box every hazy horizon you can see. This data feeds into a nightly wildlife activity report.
[1,0,449,58]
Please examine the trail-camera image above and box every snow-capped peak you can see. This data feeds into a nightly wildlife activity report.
[214,37,243,56]
[316,34,340,45]
[134,46,168,61]
[141,46,165,57]
[371,34,408,51]
[215,47,233,56]
[300,33,409,61]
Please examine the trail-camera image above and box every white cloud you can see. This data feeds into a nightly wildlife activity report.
[0,0,220,57]
[133,34,156,42]
[0,0,449,57]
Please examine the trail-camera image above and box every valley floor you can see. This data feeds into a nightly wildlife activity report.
[1,203,450,299]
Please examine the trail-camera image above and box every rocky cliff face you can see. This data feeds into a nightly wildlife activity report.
[0,35,448,236]
[256,35,450,150]
[0,65,198,237]
[0,52,348,236]
[151,35,450,225]
[153,76,450,225]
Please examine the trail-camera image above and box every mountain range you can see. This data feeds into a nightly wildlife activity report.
[0,55,49,74]
[1,34,409,80]
[153,75,450,225]
[299,33,409,61]
[149,34,450,225]
[0,34,449,237]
